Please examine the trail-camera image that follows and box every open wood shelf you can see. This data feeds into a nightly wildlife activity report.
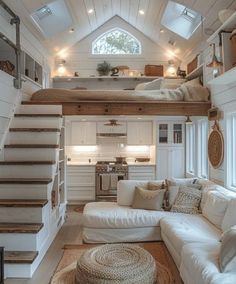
[186,64,203,80]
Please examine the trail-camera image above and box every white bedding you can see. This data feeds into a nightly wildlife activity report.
[31,86,209,102]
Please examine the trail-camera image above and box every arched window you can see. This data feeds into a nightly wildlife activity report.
[92,28,141,55]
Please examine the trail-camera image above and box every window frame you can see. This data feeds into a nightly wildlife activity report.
[197,118,209,179]
[91,28,142,56]
[186,123,195,175]
[226,112,236,191]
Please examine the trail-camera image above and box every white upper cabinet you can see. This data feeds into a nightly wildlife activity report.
[127,121,153,145]
[157,122,184,146]
[71,121,96,145]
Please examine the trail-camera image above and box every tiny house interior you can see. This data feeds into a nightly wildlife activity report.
[0,0,236,283]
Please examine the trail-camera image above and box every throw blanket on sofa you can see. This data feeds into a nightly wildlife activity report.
[31,86,209,102]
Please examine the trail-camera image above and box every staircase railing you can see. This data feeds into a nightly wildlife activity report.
[0,0,21,89]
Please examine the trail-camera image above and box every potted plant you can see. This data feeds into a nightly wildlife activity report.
[96,61,111,76]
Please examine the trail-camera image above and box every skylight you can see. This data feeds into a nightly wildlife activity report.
[31,0,72,38]
[161,1,203,40]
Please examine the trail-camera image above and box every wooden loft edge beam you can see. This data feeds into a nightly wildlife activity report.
[25,100,211,116]
[62,101,211,116]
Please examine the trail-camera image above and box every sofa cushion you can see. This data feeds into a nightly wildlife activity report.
[160,214,222,257]
[222,198,236,232]
[180,242,236,284]
[132,187,165,210]
[202,191,229,229]
[219,226,236,272]
[83,202,172,229]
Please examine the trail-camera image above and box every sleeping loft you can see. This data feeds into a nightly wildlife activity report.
[0,0,236,283]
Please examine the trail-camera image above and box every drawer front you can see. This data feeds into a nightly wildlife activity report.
[128,166,155,174]
[67,166,95,173]
[128,173,155,180]
[67,173,95,186]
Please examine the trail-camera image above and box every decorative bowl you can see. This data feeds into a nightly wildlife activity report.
[218,9,235,24]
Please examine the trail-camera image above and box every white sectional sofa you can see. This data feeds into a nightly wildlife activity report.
[83,179,236,284]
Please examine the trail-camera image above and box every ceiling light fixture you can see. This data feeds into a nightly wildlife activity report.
[160,29,164,33]
[69,28,74,33]
[185,116,192,125]
[88,9,94,14]
[139,10,145,15]
[206,43,222,68]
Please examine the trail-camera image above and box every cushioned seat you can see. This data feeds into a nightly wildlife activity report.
[160,214,222,267]
[83,202,173,229]
[180,243,236,284]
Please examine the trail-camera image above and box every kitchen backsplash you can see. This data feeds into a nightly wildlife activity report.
[65,144,155,163]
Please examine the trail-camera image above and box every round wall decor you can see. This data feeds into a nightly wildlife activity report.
[208,122,224,169]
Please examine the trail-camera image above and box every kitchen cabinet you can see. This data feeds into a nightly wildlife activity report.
[128,166,156,180]
[127,121,153,145]
[70,121,96,145]
[157,147,185,179]
[157,122,184,146]
[67,165,95,203]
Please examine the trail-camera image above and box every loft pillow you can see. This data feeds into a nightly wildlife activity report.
[132,186,165,211]
[170,185,202,214]
[135,78,162,90]
[219,225,236,272]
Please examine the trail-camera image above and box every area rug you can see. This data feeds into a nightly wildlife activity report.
[51,242,182,284]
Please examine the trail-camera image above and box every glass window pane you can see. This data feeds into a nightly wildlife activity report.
[159,124,168,143]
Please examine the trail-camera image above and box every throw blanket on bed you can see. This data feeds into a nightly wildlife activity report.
[31,86,209,102]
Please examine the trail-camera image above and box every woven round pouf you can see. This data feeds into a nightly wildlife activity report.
[75,244,157,284]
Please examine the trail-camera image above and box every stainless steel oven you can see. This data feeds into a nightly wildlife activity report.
[96,161,128,200]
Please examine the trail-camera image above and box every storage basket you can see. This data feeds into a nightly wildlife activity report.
[230,29,236,67]
[144,65,163,76]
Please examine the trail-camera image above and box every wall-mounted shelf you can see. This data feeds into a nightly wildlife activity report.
[208,66,236,85]
[186,64,203,80]
[53,76,159,82]
[207,11,236,43]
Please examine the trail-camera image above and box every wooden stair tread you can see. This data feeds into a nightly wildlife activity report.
[15,114,62,117]
[5,251,38,264]
[0,223,43,233]
[5,144,59,148]
[0,161,56,165]
[0,178,52,184]
[9,128,60,132]
[0,199,48,207]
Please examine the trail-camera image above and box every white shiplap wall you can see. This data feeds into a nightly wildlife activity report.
[53,16,181,77]
[0,8,51,154]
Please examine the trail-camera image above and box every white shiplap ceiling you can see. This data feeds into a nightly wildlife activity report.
[5,0,236,59]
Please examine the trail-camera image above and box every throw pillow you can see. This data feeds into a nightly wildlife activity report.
[148,181,166,191]
[132,186,165,211]
[202,191,229,229]
[170,185,202,214]
[219,225,236,272]
[135,78,163,90]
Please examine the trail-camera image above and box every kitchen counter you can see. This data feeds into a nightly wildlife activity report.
[127,163,156,166]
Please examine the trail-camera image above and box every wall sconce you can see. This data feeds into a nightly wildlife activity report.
[207,43,222,77]
[58,59,66,66]
[185,116,193,125]
[167,60,176,76]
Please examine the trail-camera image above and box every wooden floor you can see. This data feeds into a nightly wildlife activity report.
[5,206,83,284]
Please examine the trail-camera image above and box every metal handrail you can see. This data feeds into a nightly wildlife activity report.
[0,0,21,89]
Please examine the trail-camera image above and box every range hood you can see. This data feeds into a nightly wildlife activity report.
[97,133,127,138]
[97,120,127,138]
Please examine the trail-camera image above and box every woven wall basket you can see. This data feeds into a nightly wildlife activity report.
[208,122,224,169]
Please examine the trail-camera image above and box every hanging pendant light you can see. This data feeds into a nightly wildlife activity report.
[185,116,192,125]
[207,43,222,68]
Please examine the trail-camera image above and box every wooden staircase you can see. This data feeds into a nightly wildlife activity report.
[1,104,66,278]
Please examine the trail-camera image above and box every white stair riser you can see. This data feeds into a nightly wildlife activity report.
[0,184,51,199]
[4,148,59,161]
[1,225,48,251]
[7,132,60,144]
[0,165,56,178]
[0,204,49,223]
[11,117,62,128]
[5,263,33,278]
[16,105,62,114]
